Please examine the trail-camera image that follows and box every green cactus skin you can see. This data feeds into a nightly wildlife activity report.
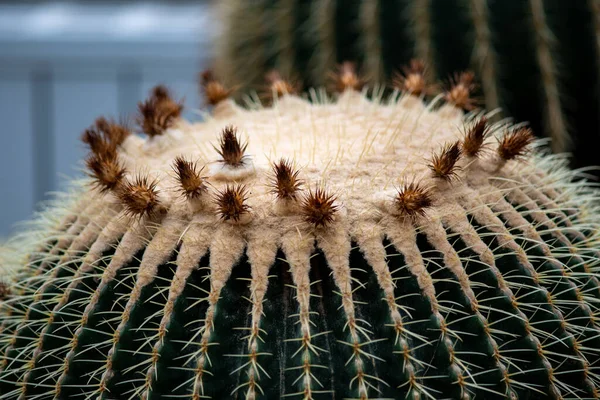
[1,85,600,400]
[215,0,600,174]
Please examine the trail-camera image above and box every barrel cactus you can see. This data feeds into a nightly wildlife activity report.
[0,67,599,400]
[215,0,600,173]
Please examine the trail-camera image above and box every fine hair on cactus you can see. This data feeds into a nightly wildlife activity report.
[1,63,600,400]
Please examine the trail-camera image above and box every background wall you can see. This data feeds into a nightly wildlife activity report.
[0,1,213,237]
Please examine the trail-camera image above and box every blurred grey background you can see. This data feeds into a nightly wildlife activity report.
[0,1,213,238]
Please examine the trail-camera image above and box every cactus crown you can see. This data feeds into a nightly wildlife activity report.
[0,66,599,400]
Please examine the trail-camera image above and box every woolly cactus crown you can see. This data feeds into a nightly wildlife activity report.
[0,71,599,400]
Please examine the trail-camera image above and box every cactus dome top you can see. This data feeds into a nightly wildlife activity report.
[104,91,525,227]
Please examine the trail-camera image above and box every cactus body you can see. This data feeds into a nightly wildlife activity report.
[0,88,600,400]
[216,0,600,173]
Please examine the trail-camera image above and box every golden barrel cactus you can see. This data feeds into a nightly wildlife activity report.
[0,71,599,400]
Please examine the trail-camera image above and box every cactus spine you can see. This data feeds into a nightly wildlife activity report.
[0,71,599,400]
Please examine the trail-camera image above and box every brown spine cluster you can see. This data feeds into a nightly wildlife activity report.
[498,127,534,161]
[82,128,116,160]
[172,156,207,199]
[215,184,250,222]
[82,117,131,192]
[396,181,433,219]
[428,141,462,181]
[302,186,338,227]
[94,117,131,147]
[82,118,130,160]
[215,125,248,167]
[201,70,232,106]
[330,61,364,92]
[137,85,183,137]
[445,71,478,110]
[393,59,428,95]
[117,174,161,218]
[151,85,171,102]
[270,159,302,200]
[461,117,490,158]
[85,154,126,194]
[265,70,298,97]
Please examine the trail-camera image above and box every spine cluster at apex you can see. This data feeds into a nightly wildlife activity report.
[82,61,536,231]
